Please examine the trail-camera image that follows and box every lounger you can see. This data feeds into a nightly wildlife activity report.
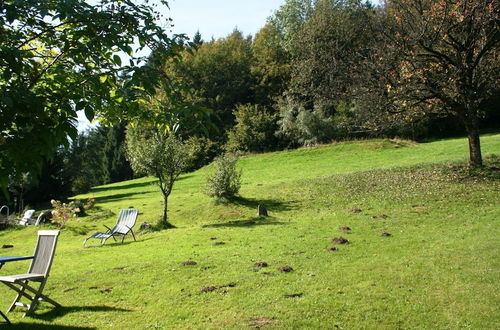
[18,209,35,226]
[83,209,138,247]
[0,230,61,317]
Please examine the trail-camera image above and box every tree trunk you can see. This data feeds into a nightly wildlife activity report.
[162,195,168,225]
[160,186,175,229]
[464,116,483,167]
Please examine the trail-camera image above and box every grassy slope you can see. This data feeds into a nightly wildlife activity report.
[0,134,499,329]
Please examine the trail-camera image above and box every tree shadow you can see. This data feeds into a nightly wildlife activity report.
[31,305,131,322]
[3,323,96,329]
[226,196,299,213]
[89,175,193,194]
[82,236,153,248]
[202,216,287,228]
[90,181,155,193]
[92,192,151,204]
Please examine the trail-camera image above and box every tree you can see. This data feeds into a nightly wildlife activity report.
[251,24,290,107]
[103,123,134,183]
[275,0,377,145]
[383,0,500,166]
[165,29,255,139]
[268,0,315,52]
[0,0,181,194]
[125,125,188,228]
[287,0,375,111]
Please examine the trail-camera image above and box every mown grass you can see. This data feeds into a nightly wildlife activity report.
[0,134,499,329]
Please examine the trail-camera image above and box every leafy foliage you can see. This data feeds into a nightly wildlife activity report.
[0,0,180,193]
[205,153,242,200]
[183,136,220,172]
[227,104,280,152]
[276,95,338,147]
[164,29,255,139]
[50,199,80,228]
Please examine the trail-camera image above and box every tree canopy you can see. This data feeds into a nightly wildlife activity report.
[0,0,180,193]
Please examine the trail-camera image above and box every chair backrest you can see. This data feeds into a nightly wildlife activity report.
[28,230,60,276]
[111,209,138,235]
[23,209,35,220]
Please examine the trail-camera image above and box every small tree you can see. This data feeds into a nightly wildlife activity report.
[206,153,242,201]
[126,125,188,228]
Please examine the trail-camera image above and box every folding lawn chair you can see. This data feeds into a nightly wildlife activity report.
[0,230,61,317]
[83,209,138,247]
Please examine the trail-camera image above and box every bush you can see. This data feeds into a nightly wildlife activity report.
[50,199,80,228]
[72,176,92,194]
[276,96,338,147]
[183,136,220,172]
[205,153,242,200]
[226,103,279,152]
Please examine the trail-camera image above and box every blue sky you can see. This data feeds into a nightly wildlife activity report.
[167,0,286,40]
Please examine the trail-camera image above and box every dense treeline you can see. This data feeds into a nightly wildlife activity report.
[2,0,498,211]
[0,124,133,212]
[161,0,498,153]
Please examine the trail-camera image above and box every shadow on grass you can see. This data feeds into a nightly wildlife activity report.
[3,323,96,329]
[92,192,150,205]
[82,236,153,248]
[65,225,98,236]
[30,305,131,322]
[89,175,193,194]
[225,196,299,213]
[202,216,287,228]
[90,181,155,193]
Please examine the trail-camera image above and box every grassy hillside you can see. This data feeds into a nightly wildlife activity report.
[1,134,499,329]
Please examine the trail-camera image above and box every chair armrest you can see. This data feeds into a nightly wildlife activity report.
[103,225,112,233]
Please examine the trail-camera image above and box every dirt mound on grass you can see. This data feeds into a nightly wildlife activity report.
[182,261,197,266]
[278,266,293,272]
[332,237,349,244]
[201,286,217,293]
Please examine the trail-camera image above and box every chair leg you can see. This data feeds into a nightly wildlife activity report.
[130,229,136,241]
[20,281,60,308]
[8,281,26,312]
[23,281,47,316]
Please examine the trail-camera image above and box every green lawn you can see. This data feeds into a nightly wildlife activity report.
[1,134,499,329]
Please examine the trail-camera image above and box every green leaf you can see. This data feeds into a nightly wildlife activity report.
[76,101,86,110]
[84,105,95,121]
[99,75,108,83]
[113,55,122,66]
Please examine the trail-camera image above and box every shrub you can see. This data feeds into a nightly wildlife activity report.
[72,176,92,194]
[183,136,220,172]
[226,103,279,152]
[84,197,96,210]
[276,96,338,146]
[50,199,80,228]
[205,153,242,200]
